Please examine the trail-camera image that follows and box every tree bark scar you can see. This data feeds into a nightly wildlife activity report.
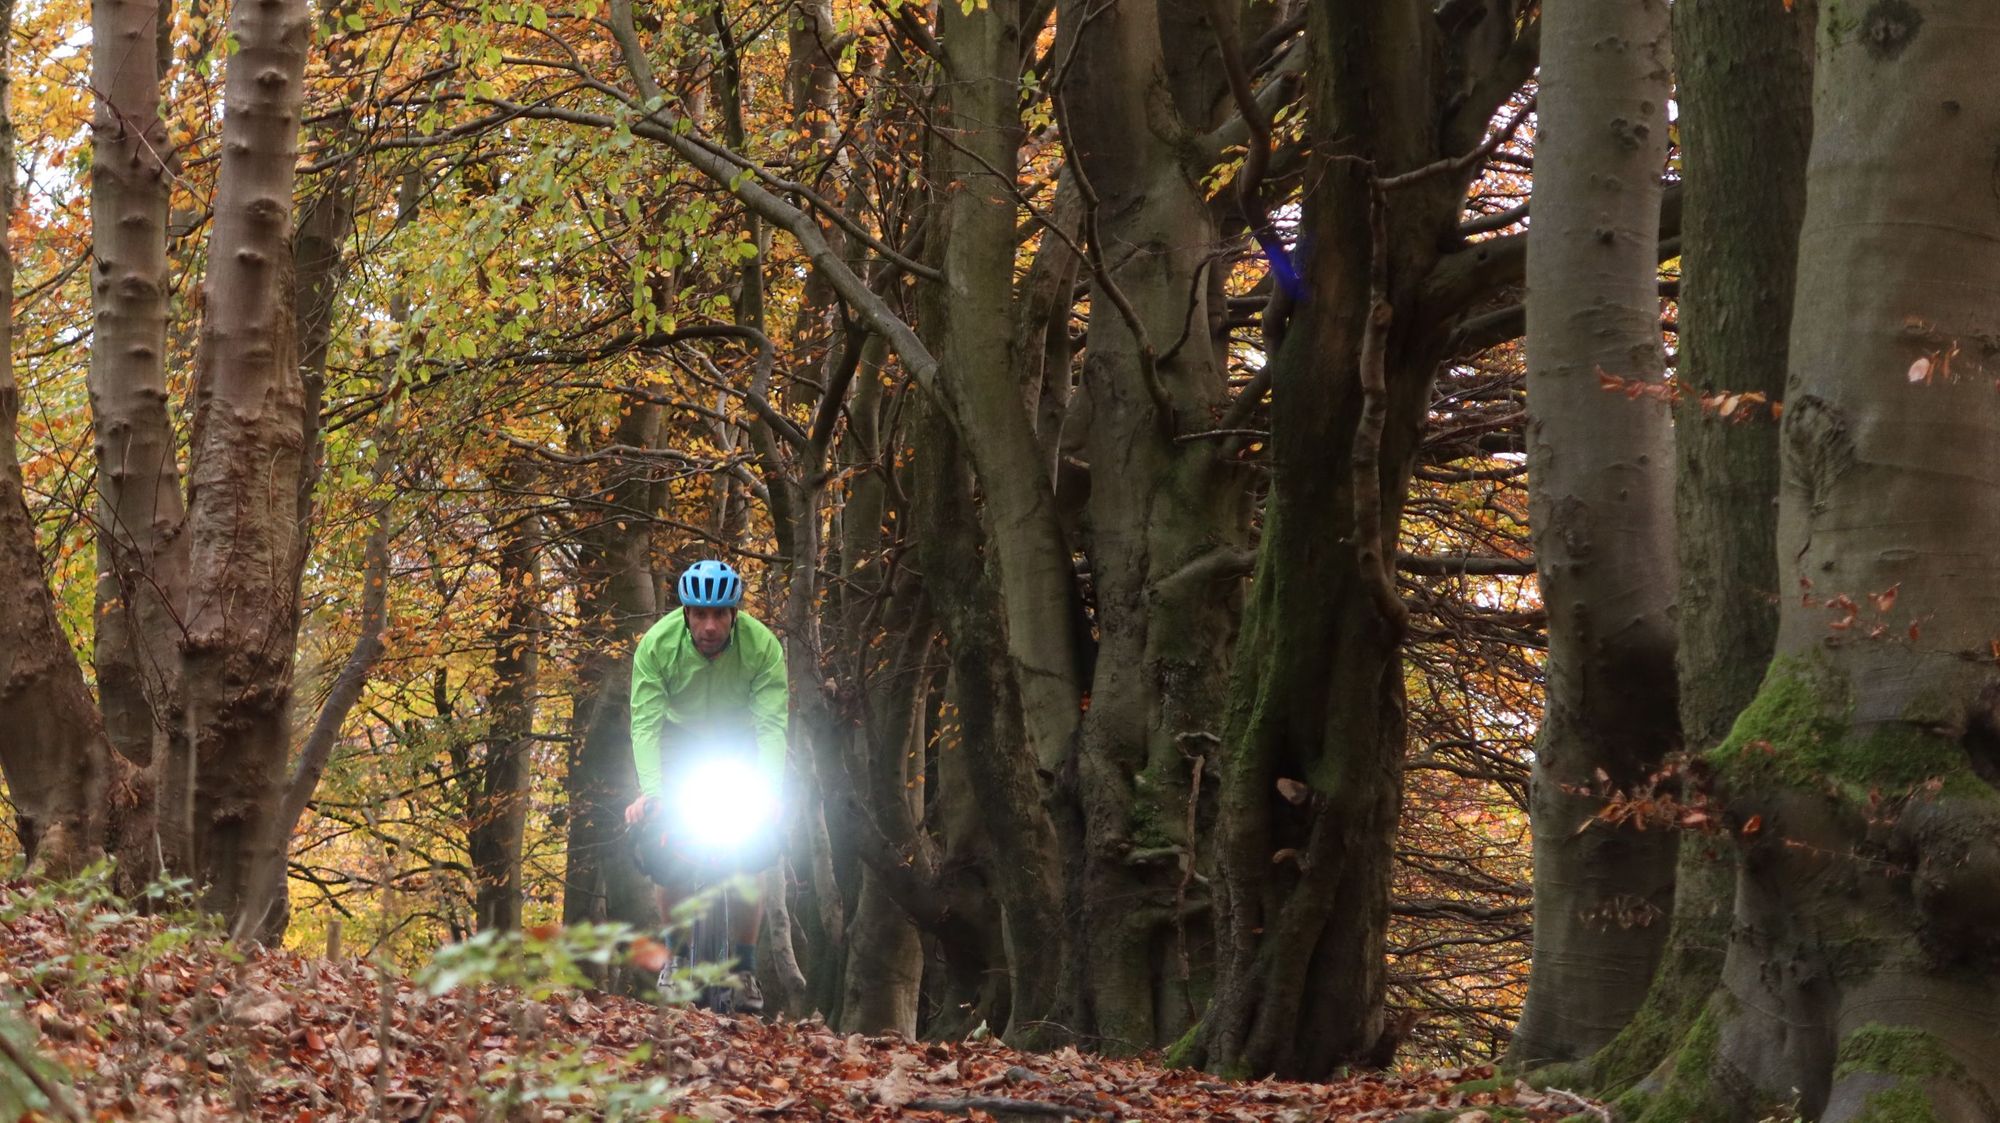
[1861,0,1923,61]
[1551,494,1593,560]
[1782,394,1854,515]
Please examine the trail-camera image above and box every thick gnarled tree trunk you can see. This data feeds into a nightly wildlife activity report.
[1056,0,1253,1051]
[1510,0,1679,1067]
[1629,3,2000,1119]
[181,0,315,928]
[1192,0,1527,1080]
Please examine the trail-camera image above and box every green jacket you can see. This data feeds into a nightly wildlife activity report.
[628,609,789,798]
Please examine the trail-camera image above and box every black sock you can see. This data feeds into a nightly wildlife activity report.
[734,943,756,973]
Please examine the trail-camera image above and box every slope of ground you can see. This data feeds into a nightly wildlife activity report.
[0,881,1601,1121]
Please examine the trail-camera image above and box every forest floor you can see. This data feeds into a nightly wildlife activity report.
[0,882,1603,1121]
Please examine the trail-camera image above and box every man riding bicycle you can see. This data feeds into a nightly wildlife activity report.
[624,558,788,1012]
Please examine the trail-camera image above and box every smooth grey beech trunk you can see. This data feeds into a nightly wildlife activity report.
[921,0,1074,1040]
[87,0,189,787]
[928,0,1085,784]
[1577,0,1813,1095]
[1510,0,1680,1067]
[1629,3,2000,1119]
[180,0,318,929]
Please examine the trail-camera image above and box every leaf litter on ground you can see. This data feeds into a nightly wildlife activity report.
[0,882,1603,1121]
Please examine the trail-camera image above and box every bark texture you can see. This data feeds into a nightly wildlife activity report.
[180,0,315,928]
[0,6,119,876]
[470,481,543,933]
[1579,0,1812,1094]
[1627,3,2000,1119]
[1510,0,1679,1066]
[561,404,664,934]
[918,0,1077,1043]
[1057,0,1253,1050]
[1195,0,1527,1080]
[87,0,188,780]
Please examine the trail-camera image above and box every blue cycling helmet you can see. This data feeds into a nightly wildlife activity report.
[678,559,744,608]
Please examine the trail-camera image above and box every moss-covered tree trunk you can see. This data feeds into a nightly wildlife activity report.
[1578,0,1812,1095]
[1191,0,1531,1080]
[1629,3,2000,1118]
[1053,0,1254,1051]
[1509,0,1680,1067]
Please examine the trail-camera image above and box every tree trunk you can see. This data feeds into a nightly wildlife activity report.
[1629,3,2000,1119]
[292,176,357,537]
[256,168,412,940]
[929,0,1085,777]
[1509,0,1679,1067]
[839,868,924,1036]
[910,400,1074,1045]
[1579,0,1811,1094]
[0,11,118,876]
[561,405,662,933]
[1193,0,1494,1080]
[88,0,188,784]
[1055,0,1252,1051]
[179,0,315,929]
[471,478,542,933]
[822,344,932,1036]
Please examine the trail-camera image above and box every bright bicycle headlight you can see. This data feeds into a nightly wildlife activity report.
[671,753,781,854]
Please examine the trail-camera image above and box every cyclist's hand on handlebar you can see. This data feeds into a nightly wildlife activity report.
[624,795,655,826]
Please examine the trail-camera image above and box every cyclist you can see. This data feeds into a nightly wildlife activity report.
[624,558,789,1012]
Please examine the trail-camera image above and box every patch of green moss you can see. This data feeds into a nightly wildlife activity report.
[1445,1076,1508,1096]
[1835,1026,1965,1083]
[1832,1026,1998,1122]
[1851,1081,1942,1123]
[1585,937,1721,1096]
[1518,1061,1588,1091]
[1625,1004,1730,1123]
[1162,1020,1201,1069]
[1710,658,1997,802]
